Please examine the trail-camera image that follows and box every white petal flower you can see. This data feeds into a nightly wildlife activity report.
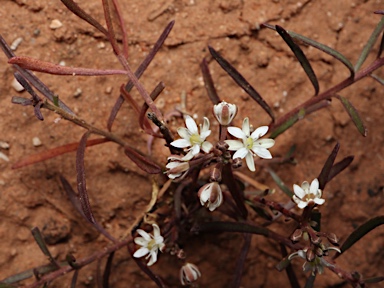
[198,182,223,211]
[165,155,190,180]
[171,115,213,160]
[180,262,201,286]
[225,117,275,171]
[292,178,325,209]
[133,224,165,266]
[213,101,237,125]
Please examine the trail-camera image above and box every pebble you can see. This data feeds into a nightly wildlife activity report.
[32,137,42,147]
[49,19,63,30]
[11,78,25,92]
[0,152,9,162]
[73,87,82,98]
[105,86,113,94]
[0,141,9,149]
[10,37,23,51]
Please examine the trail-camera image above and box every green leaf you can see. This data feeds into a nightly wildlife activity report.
[355,17,384,71]
[267,168,293,198]
[31,227,60,269]
[275,25,319,95]
[337,216,384,258]
[263,23,354,78]
[337,96,367,137]
[370,74,384,85]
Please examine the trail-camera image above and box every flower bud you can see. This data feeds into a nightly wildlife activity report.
[213,101,237,126]
[180,262,201,286]
[306,249,316,262]
[326,233,339,245]
[166,155,190,180]
[291,229,303,242]
[198,182,223,211]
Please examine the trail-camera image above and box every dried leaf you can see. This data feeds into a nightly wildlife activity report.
[275,25,319,95]
[200,58,221,104]
[337,95,367,136]
[209,46,275,121]
[124,146,161,174]
[318,142,340,190]
[355,17,384,71]
[263,23,354,78]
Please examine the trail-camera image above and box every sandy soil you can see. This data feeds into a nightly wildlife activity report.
[0,0,383,287]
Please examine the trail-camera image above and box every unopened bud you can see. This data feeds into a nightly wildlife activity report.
[210,166,222,182]
[308,230,322,245]
[291,229,303,242]
[306,249,316,262]
[315,247,324,257]
[166,155,190,180]
[232,157,243,169]
[180,263,201,286]
[198,182,223,211]
[326,233,339,245]
[213,101,237,126]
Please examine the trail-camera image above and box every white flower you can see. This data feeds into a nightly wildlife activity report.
[213,101,237,125]
[180,262,201,286]
[225,117,275,171]
[165,155,190,180]
[133,224,165,266]
[198,182,223,211]
[170,115,213,160]
[293,178,325,209]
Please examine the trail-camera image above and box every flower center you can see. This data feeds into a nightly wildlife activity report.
[245,137,254,150]
[190,134,202,146]
[303,193,316,201]
[147,239,156,250]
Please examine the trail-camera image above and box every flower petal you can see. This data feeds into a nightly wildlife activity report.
[255,138,275,149]
[293,184,305,199]
[202,117,210,133]
[177,127,191,140]
[227,127,246,139]
[245,152,255,171]
[201,141,213,153]
[134,237,148,246]
[314,198,325,205]
[152,224,161,238]
[136,229,151,241]
[242,117,250,136]
[250,126,269,139]
[301,181,310,193]
[225,140,244,151]
[185,115,198,134]
[251,147,272,159]
[200,130,211,140]
[297,200,309,209]
[191,144,200,155]
[147,250,158,266]
[171,139,191,148]
[133,247,149,258]
[310,178,320,195]
[233,147,248,159]
[181,150,194,161]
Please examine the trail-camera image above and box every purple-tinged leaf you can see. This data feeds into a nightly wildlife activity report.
[76,132,96,224]
[337,95,367,137]
[71,270,79,288]
[60,0,108,36]
[263,23,354,79]
[364,276,384,284]
[304,274,316,288]
[107,21,175,131]
[335,216,384,259]
[280,245,300,288]
[231,233,251,288]
[111,0,129,59]
[200,58,221,104]
[124,146,161,174]
[209,46,275,121]
[34,101,44,121]
[355,17,384,71]
[103,252,115,288]
[31,227,61,269]
[377,30,384,59]
[318,142,340,190]
[101,0,120,55]
[139,82,165,133]
[275,25,319,95]
[328,156,354,182]
[9,56,129,76]
[147,113,176,152]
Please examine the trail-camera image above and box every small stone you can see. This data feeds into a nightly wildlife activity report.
[0,152,9,162]
[0,141,10,149]
[10,37,23,51]
[105,86,113,94]
[97,42,106,49]
[11,78,25,92]
[32,137,42,147]
[49,19,63,30]
[59,60,66,66]
[10,248,17,257]
[0,180,5,186]
[73,88,82,98]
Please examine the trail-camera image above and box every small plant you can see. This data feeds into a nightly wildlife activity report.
[1,1,383,287]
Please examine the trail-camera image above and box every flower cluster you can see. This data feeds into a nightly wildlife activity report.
[292,178,325,209]
[133,224,165,266]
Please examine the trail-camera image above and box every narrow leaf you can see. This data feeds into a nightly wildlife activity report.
[267,168,293,198]
[192,221,270,236]
[124,146,161,174]
[209,46,275,121]
[280,245,300,288]
[107,21,175,131]
[377,30,384,58]
[14,72,41,102]
[103,252,115,288]
[336,216,384,258]
[337,96,367,136]
[11,96,33,106]
[9,56,129,76]
[31,227,60,269]
[327,156,354,182]
[60,0,108,36]
[275,25,319,95]
[364,276,384,284]
[12,138,109,169]
[263,23,354,78]
[76,132,96,224]
[318,142,340,190]
[231,233,251,288]
[355,17,384,71]
[370,73,384,85]
[70,270,79,288]
[200,58,221,104]
[304,274,316,288]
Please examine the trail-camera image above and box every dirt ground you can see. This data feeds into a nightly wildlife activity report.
[0,0,383,287]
